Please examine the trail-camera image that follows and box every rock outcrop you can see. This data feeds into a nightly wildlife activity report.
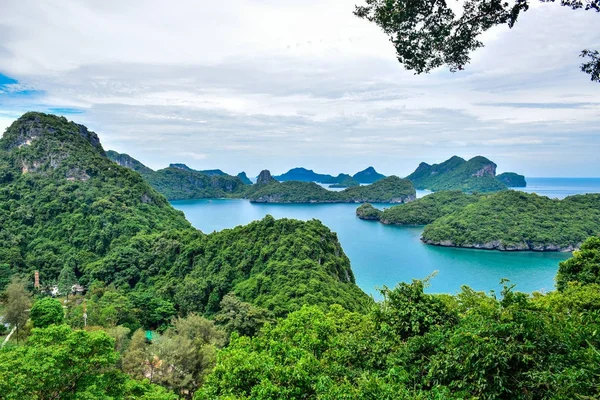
[256,169,277,185]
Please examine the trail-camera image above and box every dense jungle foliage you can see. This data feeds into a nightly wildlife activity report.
[358,191,482,225]
[2,113,600,399]
[406,156,509,193]
[422,191,600,250]
[0,113,369,324]
[107,151,249,200]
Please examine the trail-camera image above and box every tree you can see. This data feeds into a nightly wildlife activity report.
[57,264,77,301]
[355,0,600,82]
[214,293,271,338]
[0,324,177,399]
[3,277,32,343]
[148,314,226,399]
[30,297,64,328]
[123,328,153,381]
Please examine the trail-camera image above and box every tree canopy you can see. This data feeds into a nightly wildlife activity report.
[355,0,600,82]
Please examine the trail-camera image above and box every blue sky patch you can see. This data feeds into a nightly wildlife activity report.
[0,73,18,86]
[48,107,85,115]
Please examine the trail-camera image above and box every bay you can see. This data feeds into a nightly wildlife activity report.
[172,199,570,298]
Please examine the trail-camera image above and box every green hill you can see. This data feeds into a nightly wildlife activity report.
[107,151,248,200]
[246,173,415,203]
[0,112,192,283]
[274,167,334,182]
[497,172,527,187]
[422,191,600,251]
[406,156,508,192]
[236,171,253,185]
[0,112,370,319]
[353,166,386,183]
[358,191,482,225]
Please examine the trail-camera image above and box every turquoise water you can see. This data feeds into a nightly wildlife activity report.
[517,177,600,199]
[172,199,569,297]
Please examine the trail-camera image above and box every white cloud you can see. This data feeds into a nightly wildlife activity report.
[0,0,599,176]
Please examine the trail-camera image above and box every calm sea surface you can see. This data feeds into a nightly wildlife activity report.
[516,177,600,199]
[172,178,600,297]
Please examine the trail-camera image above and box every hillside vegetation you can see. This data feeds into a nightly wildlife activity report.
[0,112,370,320]
[497,172,527,187]
[422,191,600,251]
[1,112,600,399]
[107,151,248,200]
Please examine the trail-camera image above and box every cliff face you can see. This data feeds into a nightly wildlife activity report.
[421,238,577,252]
[106,150,154,175]
[1,112,109,180]
[0,112,192,281]
[256,169,277,185]
[1,112,104,155]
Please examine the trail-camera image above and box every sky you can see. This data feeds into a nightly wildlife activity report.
[0,0,599,177]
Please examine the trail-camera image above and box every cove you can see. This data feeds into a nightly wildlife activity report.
[171,199,570,298]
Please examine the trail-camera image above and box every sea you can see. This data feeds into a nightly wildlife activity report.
[171,177,600,298]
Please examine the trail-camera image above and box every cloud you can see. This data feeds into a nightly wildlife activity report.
[0,0,599,177]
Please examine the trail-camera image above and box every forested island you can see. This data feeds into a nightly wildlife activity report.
[406,155,524,193]
[359,190,600,251]
[497,172,527,187]
[357,191,481,224]
[1,112,600,399]
[245,170,415,203]
[422,191,600,251]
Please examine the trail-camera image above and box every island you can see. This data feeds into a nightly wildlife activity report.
[357,191,481,225]
[246,170,415,203]
[356,203,383,220]
[421,191,600,251]
[406,155,511,193]
[497,172,527,187]
[358,189,600,251]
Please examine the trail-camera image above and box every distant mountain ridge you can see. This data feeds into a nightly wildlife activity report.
[108,152,249,200]
[273,166,386,185]
[353,166,385,184]
[406,156,522,193]
[247,170,415,204]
